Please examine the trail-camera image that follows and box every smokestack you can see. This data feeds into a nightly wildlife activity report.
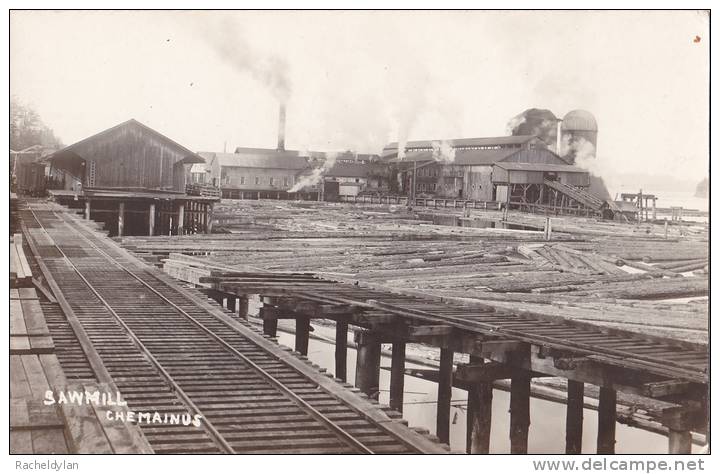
[277,104,286,151]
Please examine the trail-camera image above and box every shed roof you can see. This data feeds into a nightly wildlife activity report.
[325,162,373,178]
[201,151,310,170]
[493,162,588,173]
[44,119,204,165]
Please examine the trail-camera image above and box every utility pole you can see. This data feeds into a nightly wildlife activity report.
[412,160,417,205]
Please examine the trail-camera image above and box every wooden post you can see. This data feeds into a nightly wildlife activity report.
[510,374,531,454]
[177,203,184,235]
[652,198,657,221]
[335,321,348,382]
[206,202,214,234]
[295,317,310,355]
[466,357,493,454]
[354,331,381,399]
[260,300,278,338]
[597,386,617,454]
[437,348,453,444]
[389,341,406,413]
[237,297,249,319]
[84,199,91,220]
[117,202,125,237]
[148,202,156,236]
[262,318,277,338]
[226,296,237,314]
[668,430,692,454]
[544,217,552,241]
[566,380,584,454]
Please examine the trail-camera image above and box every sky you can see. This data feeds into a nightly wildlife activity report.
[10,10,710,189]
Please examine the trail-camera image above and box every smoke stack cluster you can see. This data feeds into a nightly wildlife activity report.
[277,104,287,152]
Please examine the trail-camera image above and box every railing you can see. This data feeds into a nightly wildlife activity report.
[185,183,222,198]
[543,180,604,210]
[337,194,503,210]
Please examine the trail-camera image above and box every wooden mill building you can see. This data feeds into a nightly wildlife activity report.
[200,148,314,199]
[383,135,601,214]
[44,119,218,236]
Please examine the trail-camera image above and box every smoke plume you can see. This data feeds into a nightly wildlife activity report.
[288,152,339,193]
[507,108,558,148]
[431,140,456,163]
[202,18,292,103]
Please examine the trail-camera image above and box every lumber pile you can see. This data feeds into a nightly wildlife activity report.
[10,233,33,288]
[119,198,708,346]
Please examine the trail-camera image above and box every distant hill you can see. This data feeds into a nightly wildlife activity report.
[695,177,709,198]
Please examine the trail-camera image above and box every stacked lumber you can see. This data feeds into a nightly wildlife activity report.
[119,198,708,346]
[10,233,33,288]
[11,288,54,354]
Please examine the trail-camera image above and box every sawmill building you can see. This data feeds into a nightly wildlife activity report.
[44,119,217,236]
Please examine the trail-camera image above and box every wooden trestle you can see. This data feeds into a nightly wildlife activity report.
[183,266,708,454]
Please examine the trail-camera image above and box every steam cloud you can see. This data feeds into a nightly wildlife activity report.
[431,140,456,163]
[288,152,339,193]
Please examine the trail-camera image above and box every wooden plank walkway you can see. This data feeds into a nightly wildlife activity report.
[9,287,152,454]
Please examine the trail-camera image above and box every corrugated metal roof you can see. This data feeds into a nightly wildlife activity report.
[201,151,310,170]
[493,162,588,173]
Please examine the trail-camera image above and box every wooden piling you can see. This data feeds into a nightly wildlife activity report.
[510,374,531,454]
[260,301,278,338]
[597,386,617,454]
[85,199,91,220]
[335,321,348,382]
[295,317,310,355]
[390,341,406,413]
[354,331,381,399]
[565,380,584,454]
[668,430,692,454]
[226,296,237,314]
[466,357,493,454]
[237,297,249,320]
[148,203,156,236]
[117,202,124,237]
[177,203,184,235]
[436,348,453,445]
[262,318,278,338]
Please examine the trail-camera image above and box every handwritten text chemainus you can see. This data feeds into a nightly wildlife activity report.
[44,390,203,427]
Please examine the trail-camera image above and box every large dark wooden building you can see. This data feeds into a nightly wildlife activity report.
[45,119,218,236]
[382,135,603,214]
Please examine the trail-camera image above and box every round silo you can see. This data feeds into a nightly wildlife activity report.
[560,110,598,163]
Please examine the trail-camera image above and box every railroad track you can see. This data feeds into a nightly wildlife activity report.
[299,288,709,384]
[21,203,443,454]
[205,272,707,386]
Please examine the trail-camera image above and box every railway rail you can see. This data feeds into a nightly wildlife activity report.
[20,201,446,454]
[203,273,708,386]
